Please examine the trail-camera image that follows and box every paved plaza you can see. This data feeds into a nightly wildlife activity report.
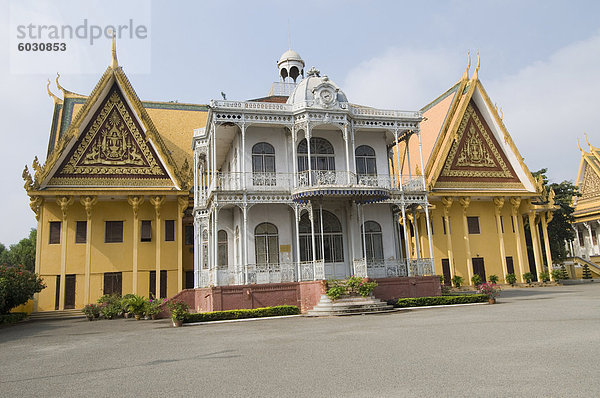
[1,284,599,397]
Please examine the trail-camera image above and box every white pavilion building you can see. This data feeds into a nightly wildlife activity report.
[192,50,434,288]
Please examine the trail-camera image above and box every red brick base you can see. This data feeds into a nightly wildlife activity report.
[162,276,441,315]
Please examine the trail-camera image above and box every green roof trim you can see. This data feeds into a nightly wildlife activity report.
[47,103,63,156]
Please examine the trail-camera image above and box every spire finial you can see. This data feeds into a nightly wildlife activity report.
[577,137,584,153]
[46,79,60,103]
[462,51,471,80]
[584,133,592,149]
[473,51,480,79]
[110,29,118,68]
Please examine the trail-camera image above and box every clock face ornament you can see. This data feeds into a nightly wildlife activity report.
[317,88,336,108]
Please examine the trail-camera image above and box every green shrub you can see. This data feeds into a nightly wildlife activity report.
[551,268,567,281]
[82,304,100,318]
[539,271,550,283]
[166,299,189,321]
[395,294,488,308]
[120,293,136,313]
[126,295,147,317]
[184,305,300,323]
[451,275,463,288]
[506,273,517,286]
[97,294,123,319]
[326,285,346,300]
[0,312,28,324]
[488,274,499,284]
[523,272,534,284]
[471,274,482,286]
[0,264,45,314]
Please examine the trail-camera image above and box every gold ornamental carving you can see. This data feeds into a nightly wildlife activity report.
[80,196,98,219]
[441,103,515,179]
[59,89,166,177]
[581,166,600,200]
[29,196,43,220]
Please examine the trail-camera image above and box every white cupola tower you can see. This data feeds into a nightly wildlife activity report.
[277,49,305,83]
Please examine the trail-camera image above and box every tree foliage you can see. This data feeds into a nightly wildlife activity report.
[0,229,36,272]
[532,169,580,263]
[0,264,45,314]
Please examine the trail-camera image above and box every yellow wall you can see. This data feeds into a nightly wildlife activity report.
[35,195,192,311]
[423,197,532,284]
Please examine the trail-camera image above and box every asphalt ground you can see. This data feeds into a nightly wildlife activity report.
[1,284,599,397]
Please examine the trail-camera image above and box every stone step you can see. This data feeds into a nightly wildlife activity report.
[307,294,395,317]
[28,309,84,320]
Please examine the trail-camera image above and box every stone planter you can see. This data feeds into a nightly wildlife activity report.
[134,314,141,320]
[488,298,496,304]
[172,319,183,328]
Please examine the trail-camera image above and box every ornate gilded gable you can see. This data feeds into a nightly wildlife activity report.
[435,101,520,188]
[580,163,600,200]
[48,84,173,187]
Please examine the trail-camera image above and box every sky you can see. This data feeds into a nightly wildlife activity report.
[0,0,599,245]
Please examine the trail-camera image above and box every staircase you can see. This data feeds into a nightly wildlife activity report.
[28,309,84,321]
[307,295,394,316]
[566,257,600,278]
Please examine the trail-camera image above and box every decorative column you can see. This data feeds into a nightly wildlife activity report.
[412,210,421,259]
[291,125,298,188]
[528,210,543,277]
[350,123,357,175]
[56,196,73,310]
[510,197,526,282]
[241,123,246,190]
[493,197,508,282]
[30,196,43,312]
[541,211,554,278]
[309,203,316,265]
[242,202,249,284]
[177,196,189,292]
[127,195,143,295]
[405,134,412,178]
[441,197,455,281]
[81,196,97,304]
[306,123,313,186]
[459,196,473,284]
[400,205,411,263]
[150,196,164,297]
[294,204,301,280]
[193,212,201,287]
[343,123,351,184]
[394,129,402,188]
[584,222,594,257]
[213,203,219,286]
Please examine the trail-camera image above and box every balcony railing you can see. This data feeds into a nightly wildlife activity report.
[198,258,432,287]
[202,171,425,197]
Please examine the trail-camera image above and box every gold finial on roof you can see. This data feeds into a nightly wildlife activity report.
[577,137,584,152]
[584,133,593,149]
[110,29,118,68]
[473,51,480,79]
[46,79,61,103]
[462,51,471,80]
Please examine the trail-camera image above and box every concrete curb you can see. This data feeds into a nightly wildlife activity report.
[183,302,490,325]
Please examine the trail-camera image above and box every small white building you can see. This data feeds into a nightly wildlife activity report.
[192,50,433,287]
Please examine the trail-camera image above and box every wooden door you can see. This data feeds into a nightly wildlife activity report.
[441,259,451,285]
[185,271,194,289]
[55,275,60,310]
[506,257,515,275]
[149,270,167,298]
[64,274,76,309]
[472,257,486,282]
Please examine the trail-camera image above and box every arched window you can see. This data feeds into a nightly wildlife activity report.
[255,223,279,264]
[297,138,335,172]
[362,221,384,263]
[252,142,276,186]
[299,210,344,263]
[217,230,228,267]
[355,145,377,175]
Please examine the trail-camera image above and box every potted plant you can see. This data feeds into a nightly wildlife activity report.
[166,299,189,327]
[471,274,482,287]
[539,271,550,283]
[121,293,136,318]
[126,295,147,320]
[145,298,161,320]
[82,304,100,321]
[451,275,463,288]
[478,282,501,304]
[523,272,534,285]
[488,274,499,284]
[505,273,517,286]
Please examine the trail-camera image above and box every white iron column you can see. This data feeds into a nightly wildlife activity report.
[309,203,317,279]
[394,129,402,188]
[243,202,249,284]
[306,124,313,185]
[401,206,411,274]
[412,209,422,259]
[359,203,367,261]
[344,124,351,184]
[241,123,246,190]
[294,205,301,280]
[319,203,325,264]
[193,213,200,287]
[213,204,219,286]
[292,125,297,188]
[405,133,413,178]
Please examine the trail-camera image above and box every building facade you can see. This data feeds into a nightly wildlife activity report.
[192,50,434,288]
[23,46,207,312]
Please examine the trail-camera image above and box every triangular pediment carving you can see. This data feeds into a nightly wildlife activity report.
[436,101,520,187]
[48,84,172,187]
[580,162,600,200]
